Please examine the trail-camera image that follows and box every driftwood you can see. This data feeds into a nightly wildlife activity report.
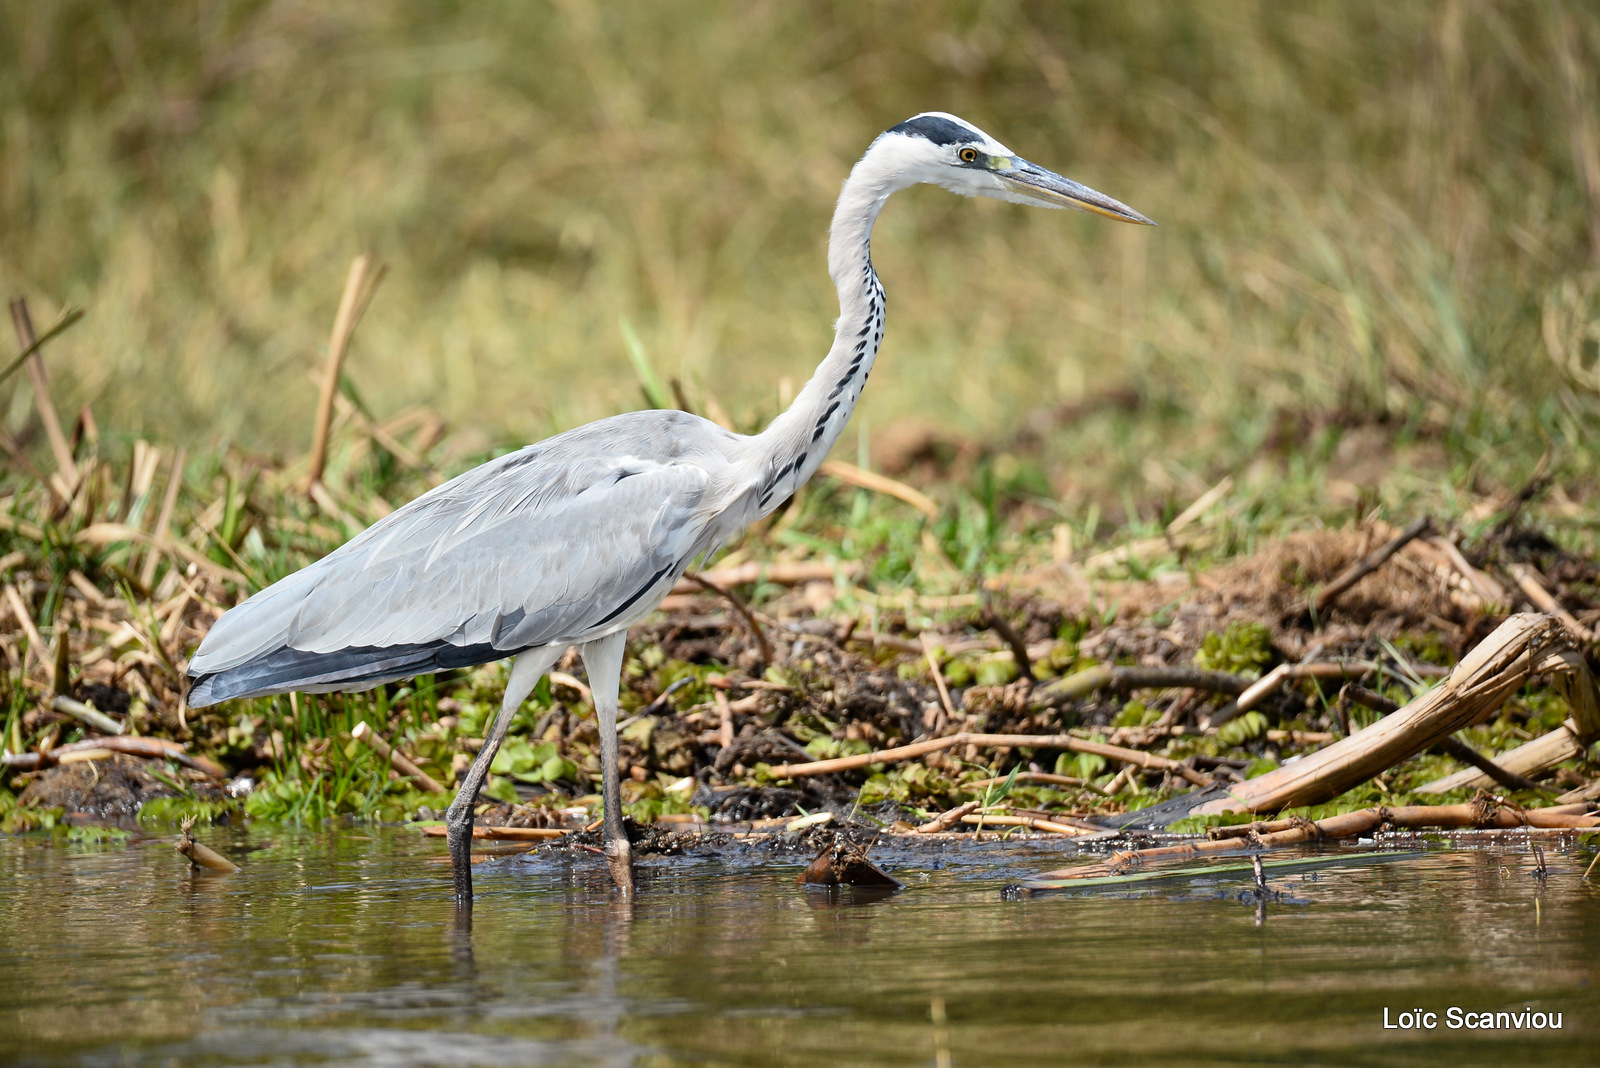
[175,818,239,873]
[1193,614,1599,816]
[1020,800,1600,890]
[766,731,1213,787]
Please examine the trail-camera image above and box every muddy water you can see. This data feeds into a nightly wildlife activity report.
[0,827,1596,1067]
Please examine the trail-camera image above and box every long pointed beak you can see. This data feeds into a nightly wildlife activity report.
[999,157,1155,225]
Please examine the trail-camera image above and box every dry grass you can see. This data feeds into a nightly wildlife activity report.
[0,2,1597,519]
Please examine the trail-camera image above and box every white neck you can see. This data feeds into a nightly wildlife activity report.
[751,139,918,514]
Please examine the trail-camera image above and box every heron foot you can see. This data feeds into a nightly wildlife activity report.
[605,835,634,900]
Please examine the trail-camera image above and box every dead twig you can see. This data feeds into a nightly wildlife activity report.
[1312,516,1431,616]
[767,730,1212,787]
[0,735,226,777]
[920,632,960,726]
[819,460,938,518]
[351,720,446,793]
[681,571,773,665]
[980,600,1034,682]
[912,800,979,833]
[958,812,1097,836]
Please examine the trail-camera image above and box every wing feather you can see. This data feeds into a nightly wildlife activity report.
[189,415,728,683]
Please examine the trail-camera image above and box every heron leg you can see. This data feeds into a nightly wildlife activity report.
[446,646,563,907]
[580,630,634,899]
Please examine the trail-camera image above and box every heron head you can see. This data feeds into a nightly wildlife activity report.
[880,112,1154,226]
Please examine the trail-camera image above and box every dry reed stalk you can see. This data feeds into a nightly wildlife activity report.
[920,631,960,727]
[1204,661,1382,729]
[50,694,122,735]
[668,559,859,594]
[351,721,446,793]
[767,730,1212,786]
[1036,663,1251,702]
[912,800,979,833]
[307,255,383,491]
[75,522,247,586]
[962,770,1102,794]
[1194,614,1595,816]
[1509,563,1595,643]
[958,813,1095,836]
[139,447,185,589]
[714,688,734,749]
[1418,718,1593,795]
[1024,801,1600,887]
[3,584,44,675]
[819,459,938,518]
[8,298,79,489]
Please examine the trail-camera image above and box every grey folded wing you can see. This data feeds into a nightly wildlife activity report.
[186,444,713,705]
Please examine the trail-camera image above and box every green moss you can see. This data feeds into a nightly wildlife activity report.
[1195,622,1274,678]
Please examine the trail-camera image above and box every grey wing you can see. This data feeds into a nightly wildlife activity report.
[186,443,715,703]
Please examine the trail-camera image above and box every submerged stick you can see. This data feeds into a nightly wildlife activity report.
[351,721,447,793]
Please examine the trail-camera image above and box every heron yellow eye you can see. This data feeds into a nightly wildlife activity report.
[959,147,979,163]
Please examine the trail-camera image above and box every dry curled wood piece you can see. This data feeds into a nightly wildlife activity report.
[175,817,239,874]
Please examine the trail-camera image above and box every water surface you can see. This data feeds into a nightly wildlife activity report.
[1,826,1595,1066]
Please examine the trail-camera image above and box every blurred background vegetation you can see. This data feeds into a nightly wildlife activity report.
[2,0,1598,519]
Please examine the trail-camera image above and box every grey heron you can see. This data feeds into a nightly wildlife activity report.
[185,113,1153,906]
